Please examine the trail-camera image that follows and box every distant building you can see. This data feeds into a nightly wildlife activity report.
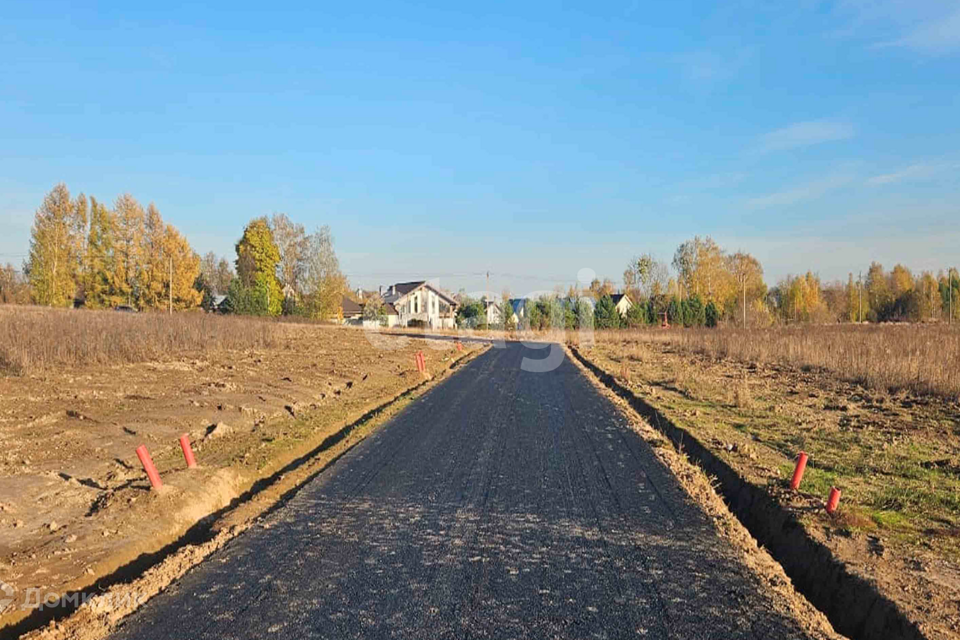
[483,299,502,326]
[507,298,528,325]
[610,293,634,317]
[380,281,458,329]
[339,292,403,328]
[211,295,230,313]
[340,296,363,322]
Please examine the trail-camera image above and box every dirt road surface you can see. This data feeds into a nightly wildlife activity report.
[106,342,831,639]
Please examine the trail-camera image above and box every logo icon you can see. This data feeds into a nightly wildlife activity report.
[0,580,15,612]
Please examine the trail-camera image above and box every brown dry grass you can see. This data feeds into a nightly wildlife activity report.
[0,305,281,374]
[598,324,960,400]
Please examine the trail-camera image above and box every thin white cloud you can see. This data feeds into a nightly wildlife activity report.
[756,120,855,154]
[866,164,935,185]
[883,8,960,53]
[746,173,854,210]
[834,1,960,54]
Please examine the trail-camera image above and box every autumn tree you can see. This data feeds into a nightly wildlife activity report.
[27,183,86,306]
[774,272,825,323]
[0,264,30,304]
[83,197,116,308]
[846,273,857,323]
[726,251,765,327]
[917,272,941,322]
[232,217,282,316]
[586,278,615,300]
[164,224,203,310]
[673,236,734,311]
[112,193,145,307]
[139,203,169,309]
[302,226,346,320]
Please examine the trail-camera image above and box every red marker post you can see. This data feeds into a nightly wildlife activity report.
[790,451,809,491]
[135,445,163,490]
[179,434,197,469]
[456,342,463,352]
[826,487,842,515]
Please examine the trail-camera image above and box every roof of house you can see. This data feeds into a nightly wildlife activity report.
[384,281,459,307]
[610,293,632,306]
[383,303,398,316]
[213,295,228,306]
[341,296,363,317]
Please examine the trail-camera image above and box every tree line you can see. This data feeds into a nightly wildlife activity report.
[21,183,201,310]
[453,235,958,331]
[8,184,347,320]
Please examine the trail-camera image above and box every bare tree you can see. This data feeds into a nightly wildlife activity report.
[270,213,308,295]
[303,225,346,319]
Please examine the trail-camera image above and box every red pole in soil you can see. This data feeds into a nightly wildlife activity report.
[456,341,463,352]
[179,434,197,469]
[135,445,163,490]
[790,451,809,490]
[826,487,841,515]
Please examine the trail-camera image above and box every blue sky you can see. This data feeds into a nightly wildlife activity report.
[2,0,958,296]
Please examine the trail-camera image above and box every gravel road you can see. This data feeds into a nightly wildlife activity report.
[109,341,822,639]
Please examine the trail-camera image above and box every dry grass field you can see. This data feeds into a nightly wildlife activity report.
[655,324,960,400]
[0,306,280,375]
[578,325,960,639]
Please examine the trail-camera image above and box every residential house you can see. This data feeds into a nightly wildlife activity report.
[210,295,230,314]
[610,293,634,317]
[483,299,501,326]
[381,281,459,329]
[339,295,401,328]
[340,296,363,323]
[507,298,528,326]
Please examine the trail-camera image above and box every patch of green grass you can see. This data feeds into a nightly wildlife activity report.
[869,509,910,530]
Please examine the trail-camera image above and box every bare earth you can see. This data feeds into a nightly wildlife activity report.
[0,323,477,631]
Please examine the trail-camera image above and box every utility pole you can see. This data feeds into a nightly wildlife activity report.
[951,268,954,325]
[168,257,173,315]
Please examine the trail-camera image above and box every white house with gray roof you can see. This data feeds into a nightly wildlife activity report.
[381,281,459,329]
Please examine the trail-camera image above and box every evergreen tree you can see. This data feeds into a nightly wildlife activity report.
[575,297,593,330]
[594,295,621,329]
[705,301,720,327]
